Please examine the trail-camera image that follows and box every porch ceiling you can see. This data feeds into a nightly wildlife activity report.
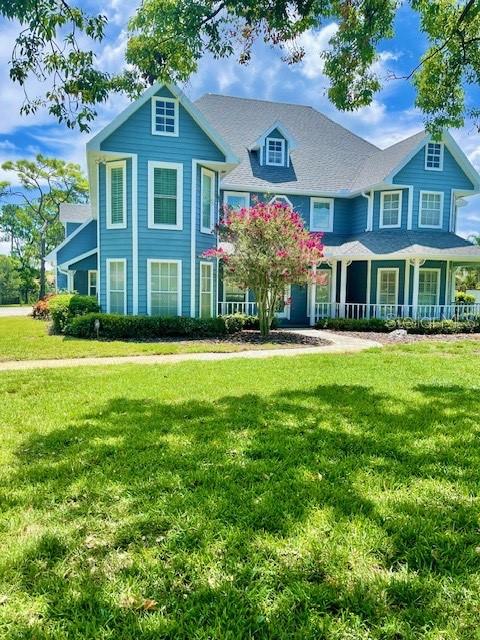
[322,231,480,261]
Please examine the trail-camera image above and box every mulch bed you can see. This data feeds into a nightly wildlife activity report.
[221,329,330,347]
[326,330,480,345]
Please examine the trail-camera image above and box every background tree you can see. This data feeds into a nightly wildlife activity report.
[2,1,480,134]
[203,201,324,337]
[1,155,88,299]
[0,255,22,304]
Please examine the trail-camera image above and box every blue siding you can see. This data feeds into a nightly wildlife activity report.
[57,220,97,265]
[369,261,406,305]
[69,254,97,271]
[100,86,225,316]
[66,222,81,236]
[372,188,409,231]
[56,269,67,291]
[393,146,474,232]
[351,196,367,234]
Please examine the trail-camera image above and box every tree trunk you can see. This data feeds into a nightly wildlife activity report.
[39,235,46,300]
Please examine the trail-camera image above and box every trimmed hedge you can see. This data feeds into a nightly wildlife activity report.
[316,316,480,335]
[49,294,100,334]
[64,312,276,341]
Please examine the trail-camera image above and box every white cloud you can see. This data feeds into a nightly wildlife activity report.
[297,23,338,80]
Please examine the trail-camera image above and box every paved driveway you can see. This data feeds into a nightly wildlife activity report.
[0,306,31,317]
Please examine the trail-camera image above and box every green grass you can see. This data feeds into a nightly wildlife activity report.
[1,344,480,638]
[0,317,282,361]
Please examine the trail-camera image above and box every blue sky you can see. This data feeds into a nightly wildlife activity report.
[1,1,479,255]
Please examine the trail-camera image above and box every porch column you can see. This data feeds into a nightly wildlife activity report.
[330,260,337,317]
[339,259,349,318]
[309,264,317,326]
[403,259,410,317]
[366,261,372,318]
[412,258,420,319]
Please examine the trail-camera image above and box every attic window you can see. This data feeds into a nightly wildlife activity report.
[269,195,292,207]
[266,138,285,166]
[152,97,179,136]
[425,142,443,170]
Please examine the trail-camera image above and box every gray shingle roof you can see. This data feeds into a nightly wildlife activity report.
[322,231,480,260]
[195,94,426,194]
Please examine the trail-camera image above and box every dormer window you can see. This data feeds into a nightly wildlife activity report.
[152,97,179,136]
[266,138,285,166]
[425,142,443,170]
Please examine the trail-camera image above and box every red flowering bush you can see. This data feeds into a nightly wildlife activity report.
[203,200,324,336]
[32,293,55,320]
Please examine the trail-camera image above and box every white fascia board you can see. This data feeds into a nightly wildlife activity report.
[45,218,94,262]
[86,82,239,165]
[248,120,298,151]
[442,131,480,191]
[58,248,97,270]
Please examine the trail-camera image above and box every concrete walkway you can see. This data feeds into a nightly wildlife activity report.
[0,330,381,372]
[0,306,31,317]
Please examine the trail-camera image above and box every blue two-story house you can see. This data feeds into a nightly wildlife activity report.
[47,82,480,324]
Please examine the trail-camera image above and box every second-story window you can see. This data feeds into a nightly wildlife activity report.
[425,142,443,170]
[106,161,126,229]
[419,191,443,228]
[266,138,285,166]
[310,197,334,232]
[152,97,179,136]
[201,168,215,233]
[380,191,402,228]
[148,161,183,230]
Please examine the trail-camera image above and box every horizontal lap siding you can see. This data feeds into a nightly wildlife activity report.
[57,220,97,265]
[372,188,409,231]
[393,146,474,232]
[69,254,97,271]
[66,222,81,236]
[351,196,367,234]
[100,86,225,316]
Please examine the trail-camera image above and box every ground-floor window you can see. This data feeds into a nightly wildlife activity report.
[224,283,246,303]
[307,269,331,315]
[148,260,181,316]
[377,268,398,306]
[88,270,97,298]
[107,260,126,314]
[418,269,440,306]
[200,262,213,318]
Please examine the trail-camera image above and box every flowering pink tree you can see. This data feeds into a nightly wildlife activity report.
[203,201,324,337]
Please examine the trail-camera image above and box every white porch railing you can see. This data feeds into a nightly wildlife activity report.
[315,302,480,321]
[218,301,258,315]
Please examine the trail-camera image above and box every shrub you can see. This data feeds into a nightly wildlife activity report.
[50,294,100,334]
[64,312,279,341]
[455,291,476,304]
[316,316,480,335]
[32,293,55,320]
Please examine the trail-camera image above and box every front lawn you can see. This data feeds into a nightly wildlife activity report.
[1,344,480,638]
[0,317,284,361]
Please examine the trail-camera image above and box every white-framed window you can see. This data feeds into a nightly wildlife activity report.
[310,197,334,232]
[224,283,247,303]
[106,259,126,314]
[148,161,183,230]
[418,268,440,306]
[380,190,402,228]
[199,261,214,318]
[200,167,215,233]
[425,142,443,171]
[307,269,331,316]
[266,137,285,166]
[275,285,291,319]
[224,191,250,210]
[106,161,126,229]
[147,259,182,316]
[151,96,179,136]
[88,270,97,298]
[377,268,399,307]
[419,191,443,229]
[269,195,293,207]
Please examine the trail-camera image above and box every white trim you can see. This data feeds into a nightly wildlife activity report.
[404,260,410,307]
[379,190,402,229]
[45,218,94,261]
[151,96,179,137]
[265,137,286,167]
[199,261,214,318]
[419,190,444,229]
[131,155,138,314]
[223,191,250,209]
[106,160,127,229]
[376,267,399,306]
[306,268,332,317]
[106,258,127,315]
[200,167,215,233]
[147,259,182,316]
[88,270,98,298]
[418,267,441,306]
[424,141,444,171]
[366,260,371,306]
[59,248,97,270]
[310,197,334,232]
[407,186,413,230]
[191,160,197,317]
[87,83,239,164]
[67,271,74,292]
[249,120,297,152]
[147,160,183,230]
[96,162,101,304]
[269,194,293,207]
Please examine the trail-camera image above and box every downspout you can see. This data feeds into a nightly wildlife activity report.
[361,191,373,231]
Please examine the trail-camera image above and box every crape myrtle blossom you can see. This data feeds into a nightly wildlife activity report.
[202,200,324,336]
